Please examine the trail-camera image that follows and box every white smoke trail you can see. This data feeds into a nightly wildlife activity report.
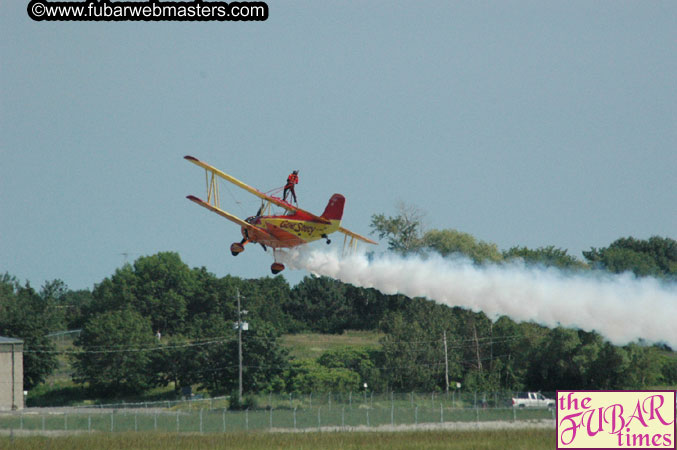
[280,248,677,348]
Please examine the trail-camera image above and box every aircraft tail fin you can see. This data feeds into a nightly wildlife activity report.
[321,194,345,221]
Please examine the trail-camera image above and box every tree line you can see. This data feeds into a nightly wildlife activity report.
[1,208,675,401]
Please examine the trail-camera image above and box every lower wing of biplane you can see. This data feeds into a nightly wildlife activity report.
[184,155,376,274]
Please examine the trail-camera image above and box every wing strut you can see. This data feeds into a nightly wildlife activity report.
[185,155,331,224]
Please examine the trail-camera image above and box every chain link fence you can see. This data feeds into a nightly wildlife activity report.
[0,391,556,433]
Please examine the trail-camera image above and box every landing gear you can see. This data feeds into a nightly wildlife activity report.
[231,240,246,256]
[322,234,331,245]
[233,226,252,256]
[271,248,285,274]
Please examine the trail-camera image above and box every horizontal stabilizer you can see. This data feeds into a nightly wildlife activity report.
[338,226,378,245]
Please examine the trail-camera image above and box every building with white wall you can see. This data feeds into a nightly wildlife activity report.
[0,336,23,410]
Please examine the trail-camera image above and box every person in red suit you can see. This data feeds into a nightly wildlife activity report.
[283,170,299,204]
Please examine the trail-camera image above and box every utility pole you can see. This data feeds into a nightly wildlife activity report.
[443,330,449,395]
[473,321,482,371]
[237,289,243,404]
[489,321,494,371]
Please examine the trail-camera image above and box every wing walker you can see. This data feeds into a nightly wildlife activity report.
[184,155,376,274]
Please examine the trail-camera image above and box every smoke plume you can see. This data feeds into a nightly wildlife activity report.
[280,248,677,348]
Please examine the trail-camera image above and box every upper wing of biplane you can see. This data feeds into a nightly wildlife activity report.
[184,155,331,225]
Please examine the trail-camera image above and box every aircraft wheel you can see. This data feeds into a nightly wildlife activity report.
[271,262,285,274]
[326,239,331,245]
[230,243,244,256]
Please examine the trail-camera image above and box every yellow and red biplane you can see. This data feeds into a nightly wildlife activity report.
[184,156,377,274]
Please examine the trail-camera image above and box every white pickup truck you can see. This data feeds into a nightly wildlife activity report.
[511,392,555,408]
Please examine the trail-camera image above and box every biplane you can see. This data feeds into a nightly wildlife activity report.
[184,156,377,274]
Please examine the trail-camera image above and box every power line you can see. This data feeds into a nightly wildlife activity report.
[25,332,526,354]
[23,338,234,354]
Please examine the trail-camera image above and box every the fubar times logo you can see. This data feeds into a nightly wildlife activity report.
[557,390,676,449]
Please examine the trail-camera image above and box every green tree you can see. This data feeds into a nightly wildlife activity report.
[370,204,507,264]
[88,264,137,315]
[88,252,196,335]
[524,328,630,390]
[130,252,195,334]
[623,342,663,388]
[485,318,548,391]
[380,300,462,392]
[286,359,360,393]
[380,312,433,391]
[660,355,677,386]
[38,279,68,331]
[73,308,157,396]
[525,327,583,390]
[451,309,505,392]
[583,236,676,278]
[317,346,384,391]
[239,276,298,333]
[287,279,410,334]
[0,274,59,389]
[587,342,630,389]
[185,270,237,324]
[194,320,289,394]
[423,229,503,264]
[150,333,203,395]
[287,276,352,333]
[59,289,94,330]
[342,285,387,331]
[503,246,587,269]
[370,202,425,255]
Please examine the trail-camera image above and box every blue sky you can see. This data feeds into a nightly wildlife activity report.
[2,1,675,291]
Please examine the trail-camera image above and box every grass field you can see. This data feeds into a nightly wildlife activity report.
[280,330,383,359]
[0,429,555,450]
